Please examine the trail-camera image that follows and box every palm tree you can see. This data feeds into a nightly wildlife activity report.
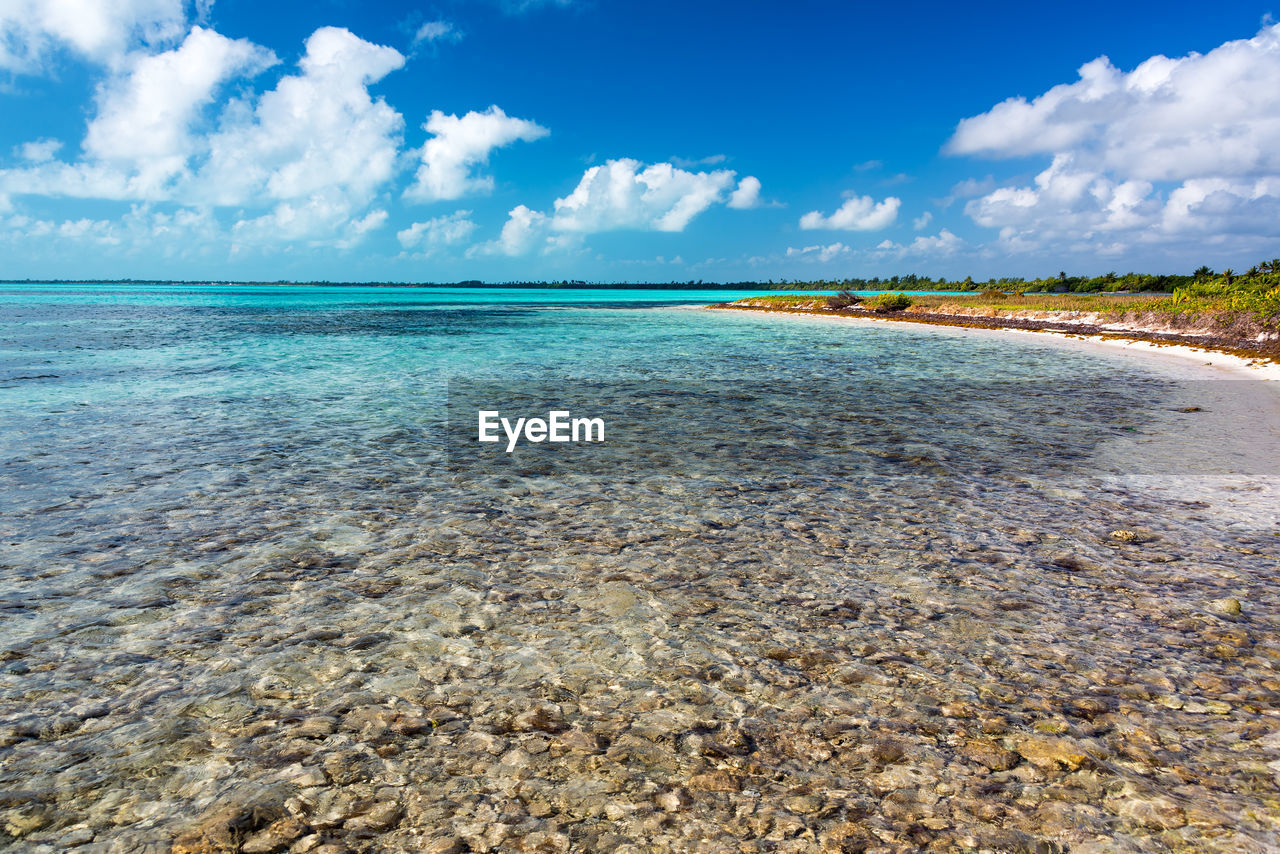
[1222,268,1235,285]
[1193,265,1213,281]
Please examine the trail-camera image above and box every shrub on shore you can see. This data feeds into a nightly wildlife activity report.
[1162,273,1280,325]
[867,292,913,312]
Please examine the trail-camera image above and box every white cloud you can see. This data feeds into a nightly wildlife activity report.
[786,242,849,262]
[948,27,1280,181]
[84,26,276,195]
[1,24,401,237]
[799,193,900,231]
[671,154,727,168]
[936,175,995,209]
[1,203,220,254]
[0,21,562,254]
[412,20,461,46]
[502,0,574,12]
[397,209,477,252]
[230,195,389,249]
[198,27,405,211]
[1,26,432,249]
[874,229,964,257]
[0,26,278,204]
[0,0,187,72]
[1,160,144,200]
[1160,177,1280,236]
[727,175,761,209]
[908,228,963,254]
[950,22,1280,252]
[481,158,745,255]
[483,204,549,256]
[912,211,932,230]
[405,106,547,202]
[17,139,62,163]
[335,208,388,249]
[551,159,737,232]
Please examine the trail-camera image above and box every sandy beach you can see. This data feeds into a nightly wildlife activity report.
[709,301,1280,368]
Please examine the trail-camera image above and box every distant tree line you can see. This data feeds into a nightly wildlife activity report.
[5,259,1278,292]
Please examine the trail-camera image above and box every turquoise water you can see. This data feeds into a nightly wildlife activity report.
[1,285,1279,851]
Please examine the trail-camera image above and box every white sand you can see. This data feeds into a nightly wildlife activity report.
[713,306,1280,380]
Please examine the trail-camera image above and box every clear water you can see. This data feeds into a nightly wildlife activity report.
[1,285,1279,852]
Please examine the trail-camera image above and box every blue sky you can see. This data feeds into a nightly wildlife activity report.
[1,0,1278,282]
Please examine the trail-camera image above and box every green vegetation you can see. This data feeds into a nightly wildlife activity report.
[906,292,1167,314]
[1161,263,1280,322]
[865,292,913,311]
[717,270,1195,293]
[709,258,1276,296]
[736,259,1280,329]
[743,295,819,306]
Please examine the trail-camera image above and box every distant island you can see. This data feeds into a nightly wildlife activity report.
[5,262,1277,293]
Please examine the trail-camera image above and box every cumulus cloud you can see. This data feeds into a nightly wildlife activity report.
[908,228,963,254]
[727,175,761,209]
[786,242,849,262]
[1,24,401,220]
[412,20,461,46]
[1,12,569,256]
[0,26,277,202]
[85,27,277,195]
[912,211,932,230]
[1160,177,1280,235]
[1,203,220,255]
[502,0,574,12]
[483,204,549,256]
[1,25,413,249]
[799,193,900,231]
[671,154,727,168]
[481,158,744,255]
[335,209,389,249]
[0,0,187,72]
[874,229,964,257]
[17,139,61,163]
[397,210,477,252]
[963,154,1157,248]
[950,22,1280,251]
[197,27,405,211]
[405,106,547,202]
[935,175,995,209]
[551,159,737,233]
[947,27,1280,181]
[230,197,389,249]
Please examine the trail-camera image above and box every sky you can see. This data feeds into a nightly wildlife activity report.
[1,0,1279,282]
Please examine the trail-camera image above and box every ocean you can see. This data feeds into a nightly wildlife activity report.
[2,284,1278,851]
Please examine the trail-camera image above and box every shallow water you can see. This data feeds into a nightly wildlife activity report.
[2,285,1279,853]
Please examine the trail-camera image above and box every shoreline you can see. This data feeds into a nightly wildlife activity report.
[708,301,1280,377]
